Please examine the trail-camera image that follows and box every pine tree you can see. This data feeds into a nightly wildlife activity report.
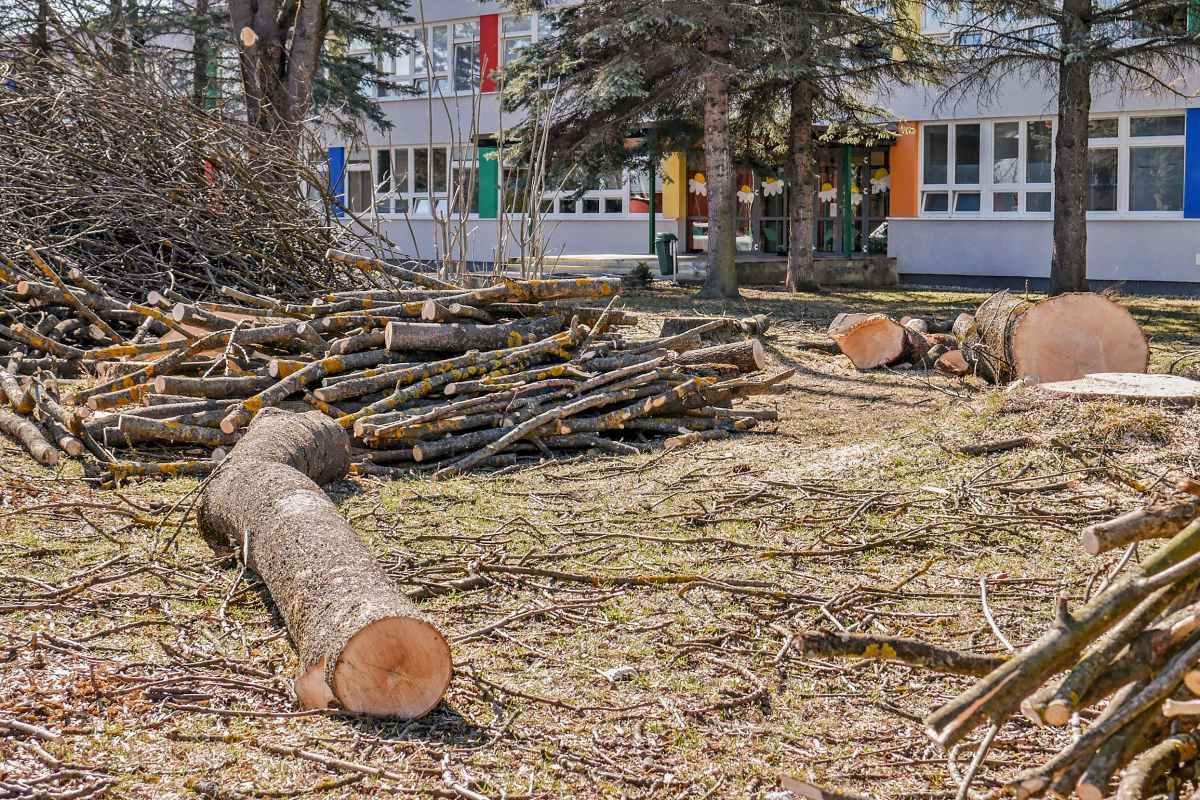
[501,0,759,300]
[932,1,1200,294]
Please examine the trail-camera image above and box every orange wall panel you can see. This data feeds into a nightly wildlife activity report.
[890,121,919,218]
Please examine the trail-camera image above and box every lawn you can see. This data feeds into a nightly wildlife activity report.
[2,285,1199,799]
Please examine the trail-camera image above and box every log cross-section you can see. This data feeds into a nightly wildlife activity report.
[198,409,452,717]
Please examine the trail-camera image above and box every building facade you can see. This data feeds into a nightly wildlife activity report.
[326,1,1200,287]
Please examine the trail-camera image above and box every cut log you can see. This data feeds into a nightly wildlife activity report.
[672,340,767,374]
[951,312,975,341]
[153,374,276,399]
[383,317,563,354]
[0,409,59,465]
[827,313,916,370]
[658,314,771,340]
[962,291,1149,384]
[934,349,970,377]
[1081,499,1200,555]
[1038,373,1200,405]
[899,316,929,334]
[198,409,452,717]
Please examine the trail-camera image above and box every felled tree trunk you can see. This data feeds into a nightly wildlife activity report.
[197,409,452,717]
[963,290,1148,384]
[827,313,928,370]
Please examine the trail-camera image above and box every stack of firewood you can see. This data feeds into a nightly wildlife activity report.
[0,248,784,483]
[798,483,1200,799]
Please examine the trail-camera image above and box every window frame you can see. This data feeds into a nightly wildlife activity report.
[916,112,1188,221]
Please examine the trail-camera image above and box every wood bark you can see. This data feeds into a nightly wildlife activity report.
[963,290,1149,384]
[0,408,58,465]
[1050,0,1092,296]
[672,340,767,374]
[697,34,740,300]
[658,315,770,340]
[384,317,563,354]
[786,80,818,292]
[1082,499,1200,556]
[198,409,452,717]
[153,374,276,399]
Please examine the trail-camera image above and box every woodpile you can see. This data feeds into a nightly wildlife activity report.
[826,291,1148,385]
[798,481,1200,799]
[0,249,784,483]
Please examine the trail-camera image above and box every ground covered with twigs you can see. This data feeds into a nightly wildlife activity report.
[3,286,1199,799]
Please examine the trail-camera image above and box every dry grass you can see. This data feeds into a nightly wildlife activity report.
[2,285,1200,799]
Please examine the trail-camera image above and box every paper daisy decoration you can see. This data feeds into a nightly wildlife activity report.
[851,184,863,206]
[818,182,837,203]
[737,184,755,204]
[688,172,707,196]
[761,177,784,197]
[870,168,891,194]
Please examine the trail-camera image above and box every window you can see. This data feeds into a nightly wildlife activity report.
[918,112,1187,219]
[1089,118,1119,139]
[1026,120,1053,183]
[955,124,980,183]
[1131,115,1185,137]
[1027,192,1052,213]
[1088,148,1118,211]
[346,152,372,214]
[501,12,555,67]
[452,22,480,92]
[370,146,458,216]
[923,124,948,184]
[922,192,949,212]
[993,192,1018,212]
[449,146,478,215]
[1130,146,1185,211]
[954,191,981,212]
[993,122,1019,183]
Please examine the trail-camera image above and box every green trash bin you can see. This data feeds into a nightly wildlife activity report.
[654,232,678,277]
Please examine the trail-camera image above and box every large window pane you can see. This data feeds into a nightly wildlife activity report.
[1088,148,1118,211]
[347,171,372,214]
[955,124,980,183]
[454,42,480,91]
[374,150,392,213]
[1130,146,1184,211]
[413,147,429,193]
[503,15,533,34]
[432,148,448,193]
[393,148,409,196]
[923,124,948,184]
[993,122,1019,183]
[1026,121,1052,183]
[504,36,531,64]
[1131,116,1185,137]
[428,26,448,73]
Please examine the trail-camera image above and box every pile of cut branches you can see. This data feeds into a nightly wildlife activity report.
[0,55,399,301]
[800,482,1200,800]
[0,248,785,481]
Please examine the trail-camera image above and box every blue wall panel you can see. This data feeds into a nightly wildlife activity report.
[328,146,346,218]
[1186,108,1200,219]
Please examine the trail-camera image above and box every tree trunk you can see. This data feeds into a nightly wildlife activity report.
[31,0,50,59]
[1049,0,1092,295]
[963,290,1148,384]
[226,0,328,159]
[109,0,130,75]
[697,35,740,300]
[786,80,818,292]
[198,409,452,717]
[191,0,212,110]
